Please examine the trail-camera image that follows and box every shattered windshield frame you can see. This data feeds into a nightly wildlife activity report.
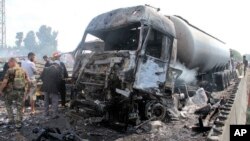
[84,23,143,52]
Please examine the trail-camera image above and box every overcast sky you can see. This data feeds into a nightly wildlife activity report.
[6,0,250,54]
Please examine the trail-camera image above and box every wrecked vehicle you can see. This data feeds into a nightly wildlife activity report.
[70,5,231,127]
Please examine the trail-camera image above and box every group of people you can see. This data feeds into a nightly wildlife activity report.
[0,52,68,129]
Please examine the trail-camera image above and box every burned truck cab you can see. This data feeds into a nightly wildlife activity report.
[71,6,178,125]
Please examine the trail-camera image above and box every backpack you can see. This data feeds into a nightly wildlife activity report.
[9,68,26,90]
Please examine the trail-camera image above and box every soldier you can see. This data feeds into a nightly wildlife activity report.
[0,58,29,128]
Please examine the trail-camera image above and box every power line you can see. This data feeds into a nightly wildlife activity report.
[0,0,6,48]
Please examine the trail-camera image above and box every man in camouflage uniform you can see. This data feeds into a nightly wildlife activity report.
[0,58,29,128]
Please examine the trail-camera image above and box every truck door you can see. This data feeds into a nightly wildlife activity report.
[133,28,172,93]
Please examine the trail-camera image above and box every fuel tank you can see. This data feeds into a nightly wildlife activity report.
[169,16,230,72]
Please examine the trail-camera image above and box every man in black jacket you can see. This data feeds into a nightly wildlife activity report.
[40,62,62,118]
[52,52,68,107]
[43,55,51,68]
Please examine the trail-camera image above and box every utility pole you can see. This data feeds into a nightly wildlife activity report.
[0,0,6,48]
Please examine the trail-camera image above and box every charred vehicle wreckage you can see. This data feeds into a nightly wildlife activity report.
[69,5,235,129]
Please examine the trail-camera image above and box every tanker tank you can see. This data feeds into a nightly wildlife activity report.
[169,16,230,72]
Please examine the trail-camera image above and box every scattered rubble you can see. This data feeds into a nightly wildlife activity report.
[0,79,240,141]
[191,88,208,107]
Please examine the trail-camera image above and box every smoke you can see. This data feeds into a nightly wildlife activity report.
[174,61,197,84]
[0,48,47,62]
[0,48,29,59]
[0,49,9,58]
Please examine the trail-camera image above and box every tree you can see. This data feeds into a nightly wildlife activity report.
[15,32,24,48]
[23,31,38,52]
[230,49,242,61]
[36,25,58,54]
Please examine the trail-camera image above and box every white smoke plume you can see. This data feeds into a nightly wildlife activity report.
[174,61,197,84]
[0,48,28,59]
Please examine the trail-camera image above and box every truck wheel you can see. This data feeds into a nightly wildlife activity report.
[145,101,166,120]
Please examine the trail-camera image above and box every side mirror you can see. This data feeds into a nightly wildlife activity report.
[169,66,182,80]
[164,66,182,93]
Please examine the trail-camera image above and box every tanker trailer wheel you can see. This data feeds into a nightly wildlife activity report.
[145,101,166,120]
[221,72,226,90]
[226,71,230,86]
[225,72,229,87]
[223,72,228,88]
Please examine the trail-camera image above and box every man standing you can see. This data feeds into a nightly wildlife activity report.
[43,55,51,67]
[53,52,68,107]
[0,58,29,128]
[21,52,38,114]
[243,56,248,76]
[40,62,62,118]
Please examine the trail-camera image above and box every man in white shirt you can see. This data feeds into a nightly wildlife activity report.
[21,52,38,114]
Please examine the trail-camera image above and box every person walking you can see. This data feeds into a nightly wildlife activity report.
[0,58,29,128]
[52,52,68,107]
[40,61,62,118]
[243,56,248,76]
[21,52,38,114]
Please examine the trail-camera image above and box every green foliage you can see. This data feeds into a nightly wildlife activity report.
[23,31,38,52]
[36,25,58,55]
[10,25,58,58]
[15,32,23,48]
[230,49,242,61]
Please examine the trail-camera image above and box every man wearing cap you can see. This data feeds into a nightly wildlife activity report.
[21,52,38,114]
[0,58,29,128]
[52,52,68,107]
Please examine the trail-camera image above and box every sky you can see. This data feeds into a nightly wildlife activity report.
[6,0,250,54]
